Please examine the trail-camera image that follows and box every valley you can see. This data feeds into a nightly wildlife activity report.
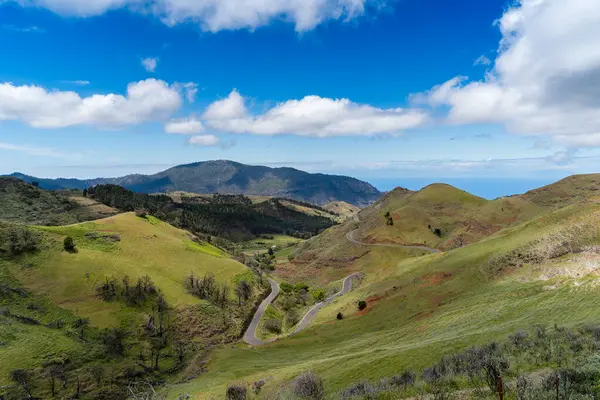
[2,174,600,399]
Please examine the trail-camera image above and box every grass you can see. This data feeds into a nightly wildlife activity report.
[242,234,302,256]
[166,201,600,399]
[0,212,249,386]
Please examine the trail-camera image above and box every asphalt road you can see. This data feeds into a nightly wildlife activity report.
[292,273,360,334]
[243,278,280,346]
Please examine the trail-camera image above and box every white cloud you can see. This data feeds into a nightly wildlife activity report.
[12,0,381,32]
[473,55,491,66]
[0,142,79,159]
[419,0,600,147]
[188,134,220,146]
[173,82,198,103]
[202,89,247,120]
[0,79,182,128]
[203,90,428,137]
[165,117,204,134]
[142,57,158,72]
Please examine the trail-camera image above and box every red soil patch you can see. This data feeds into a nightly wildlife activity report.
[419,272,452,287]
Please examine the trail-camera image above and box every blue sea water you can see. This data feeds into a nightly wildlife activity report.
[365,178,558,200]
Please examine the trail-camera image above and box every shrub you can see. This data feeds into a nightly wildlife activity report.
[390,371,416,389]
[0,224,41,255]
[292,372,324,400]
[312,288,326,302]
[226,384,247,400]
[63,236,75,251]
[286,310,299,327]
[358,300,367,311]
[264,319,282,334]
[287,254,295,262]
[337,312,343,320]
[252,379,266,395]
[280,282,294,293]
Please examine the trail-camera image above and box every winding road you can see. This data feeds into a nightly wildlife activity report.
[243,212,439,346]
[243,278,280,346]
[292,272,360,334]
[243,273,360,345]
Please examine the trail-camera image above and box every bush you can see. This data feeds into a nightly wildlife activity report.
[312,288,326,302]
[264,319,282,334]
[293,372,324,400]
[0,224,41,255]
[63,236,75,251]
[280,282,294,293]
[226,384,247,400]
[337,312,343,320]
[252,379,266,395]
[358,300,367,311]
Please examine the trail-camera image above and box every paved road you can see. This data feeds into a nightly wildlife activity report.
[292,273,360,334]
[243,278,280,346]
[243,273,359,345]
[347,213,440,253]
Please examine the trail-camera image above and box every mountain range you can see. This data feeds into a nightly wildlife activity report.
[7,160,381,207]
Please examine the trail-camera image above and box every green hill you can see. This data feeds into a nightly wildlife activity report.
[169,197,600,399]
[0,213,265,399]
[0,177,117,225]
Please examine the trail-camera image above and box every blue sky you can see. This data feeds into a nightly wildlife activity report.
[1,0,600,198]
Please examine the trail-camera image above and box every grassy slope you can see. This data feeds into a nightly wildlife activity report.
[0,213,248,384]
[356,184,543,250]
[169,196,600,398]
[0,177,117,225]
[18,213,243,327]
[323,201,360,218]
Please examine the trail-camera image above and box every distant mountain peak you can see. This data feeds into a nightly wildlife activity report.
[6,160,381,207]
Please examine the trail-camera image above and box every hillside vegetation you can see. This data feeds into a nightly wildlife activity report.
[165,175,600,399]
[8,160,382,206]
[88,184,336,241]
[0,177,117,225]
[0,213,267,399]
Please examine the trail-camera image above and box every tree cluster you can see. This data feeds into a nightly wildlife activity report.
[87,184,336,241]
[185,273,230,307]
[96,274,157,306]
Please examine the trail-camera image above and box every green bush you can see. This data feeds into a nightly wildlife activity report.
[63,236,75,251]
[264,319,282,334]
[280,282,294,293]
[312,288,326,302]
[358,300,367,310]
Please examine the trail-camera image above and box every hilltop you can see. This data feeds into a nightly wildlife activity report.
[0,177,117,225]
[8,160,382,207]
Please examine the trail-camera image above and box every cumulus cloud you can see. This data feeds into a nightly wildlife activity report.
[165,117,204,134]
[188,134,220,146]
[12,0,382,32]
[0,79,182,128]
[202,90,428,137]
[142,57,158,72]
[418,0,600,147]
